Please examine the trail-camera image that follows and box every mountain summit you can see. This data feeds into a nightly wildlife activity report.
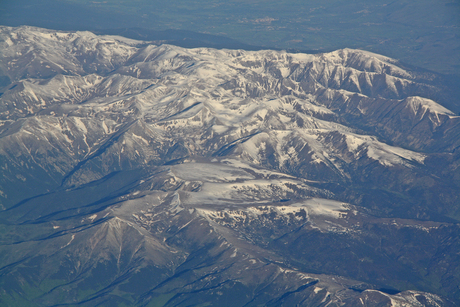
[0,26,459,306]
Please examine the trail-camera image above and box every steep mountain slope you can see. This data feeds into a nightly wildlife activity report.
[0,26,459,306]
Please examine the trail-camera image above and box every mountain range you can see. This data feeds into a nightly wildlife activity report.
[0,26,459,306]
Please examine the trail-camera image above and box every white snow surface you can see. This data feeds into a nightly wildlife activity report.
[169,162,255,182]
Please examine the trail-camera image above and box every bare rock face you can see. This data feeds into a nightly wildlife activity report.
[0,26,459,306]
